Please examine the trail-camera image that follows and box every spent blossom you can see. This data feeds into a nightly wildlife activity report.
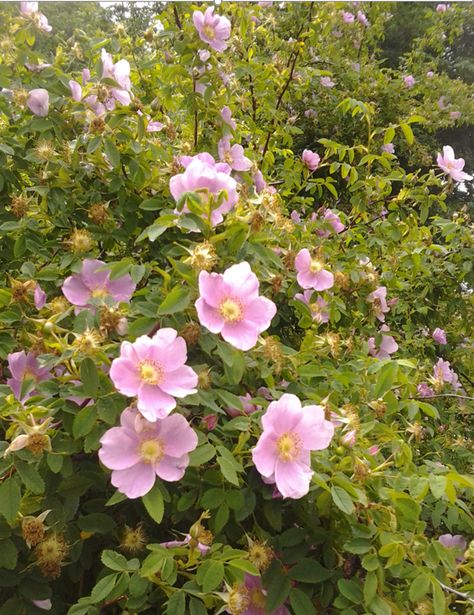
[62,259,135,308]
[7,351,52,402]
[99,407,198,498]
[294,290,329,323]
[220,105,236,130]
[193,7,231,52]
[342,11,355,23]
[356,11,370,26]
[432,358,461,390]
[317,209,345,236]
[404,75,415,88]
[110,328,198,421]
[381,143,395,154]
[417,383,435,398]
[295,249,334,291]
[252,393,334,499]
[437,146,472,182]
[368,326,398,359]
[301,149,320,171]
[320,76,335,88]
[170,153,238,227]
[195,262,277,351]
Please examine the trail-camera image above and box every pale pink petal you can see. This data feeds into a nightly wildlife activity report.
[111,464,155,498]
[195,298,225,333]
[159,414,198,456]
[106,275,136,302]
[296,406,335,450]
[137,384,176,420]
[261,394,302,433]
[274,458,313,499]
[252,432,278,477]
[222,262,259,301]
[221,320,259,351]
[244,296,277,328]
[159,365,198,397]
[155,453,189,482]
[110,358,141,396]
[198,271,229,308]
[62,275,91,306]
[312,270,334,291]
[99,428,140,470]
[294,248,311,271]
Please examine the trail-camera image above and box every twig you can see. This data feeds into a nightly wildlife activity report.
[408,394,474,401]
[173,5,182,30]
[438,582,474,605]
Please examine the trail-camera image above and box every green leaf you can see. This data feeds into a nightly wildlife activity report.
[400,122,414,145]
[370,595,392,615]
[157,286,191,315]
[78,513,116,534]
[80,358,99,397]
[139,197,162,211]
[142,484,164,524]
[0,478,21,524]
[103,138,121,167]
[228,559,260,576]
[166,591,186,615]
[429,475,447,499]
[72,405,97,439]
[288,559,333,583]
[409,573,430,602]
[189,597,207,615]
[217,455,240,486]
[338,579,363,603]
[266,571,291,612]
[188,443,216,467]
[90,573,117,602]
[14,459,45,494]
[0,539,17,570]
[331,486,354,515]
[373,361,398,398]
[289,588,316,615]
[432,580,446,615]
[101,550,129,572]
[201,561,225,593]
[364,571,378,605]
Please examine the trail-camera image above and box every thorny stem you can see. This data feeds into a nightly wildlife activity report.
[438,582,474,605]
[408,393,474,401]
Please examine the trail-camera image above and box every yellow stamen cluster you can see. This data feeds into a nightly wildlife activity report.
[139,439,164,464]
[219,298,244,324]
[189,241,218,271]
[276,432,301,462]
[248,540,274,572]
[139,360,163,385]
[120,524,147,554]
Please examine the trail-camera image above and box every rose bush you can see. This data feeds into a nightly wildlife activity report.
[0,2,473,614]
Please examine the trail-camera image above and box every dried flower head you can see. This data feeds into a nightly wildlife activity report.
[188,242,218,271]
[34,534,68,579]
[247,537,274,572]
[88,202,109,225]
[10,195,29,218]
[72,329,103,355]
[179,322,200,346]
[22,510,51,548]
[67,230,95,254]
[120,524,147,554]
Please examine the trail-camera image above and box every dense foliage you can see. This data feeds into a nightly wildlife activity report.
[0,2,473,614]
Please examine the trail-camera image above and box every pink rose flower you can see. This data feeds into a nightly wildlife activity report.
[69,80,82,102]
[252,169,267,193]
[426,70,435,78]
[198,49,211,62]
[252,393,334,499]
[438,534,466,563]
[404,75,415,88]
[316,209,345,236]
[146,120,164,132]
[193,7,231,53]
[170,153,238,227]
[368,326,398,359]
[62,259,135,309]
[20,2,52,32]
[31,600,52,611]
[99,49,132,109]
[220,105,236,130]
[99,406,198,498]
[302,149,320,171]
[218,136,252,171]
[342,11,355,23]
[367,445,380,456]
[304,108,317,119]
[437,146,472,182]
[438,96,449,110]
[417,383,435,398]
[110,329,198,421]
[7,351,52,402]
[450,111,461,120]
[381,143,395,154]
[196,262,276,351]
[27,88,49,117]
[20,2,38,16]
[367,286,390,322]
[295,249,334,291]
[294,290,329,323]
[226,574,289,615]
[226,393,259,418]
[25,62,52,72]
[432,357,461,390]
[34,283,47,309]
[320,76,335,88]
[432,328,447,345]
[436,4,450,12]
[342,429,356,447]
[356,11,369,26]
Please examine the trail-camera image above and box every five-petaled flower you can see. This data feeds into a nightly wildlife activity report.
[252,393,334,499]
[195,262,277,351]
[295,249,334,291]
[367,286,390,322]
[436,146,473,182]
[110,329,198,421]
[193,7,231,52]
[99,406,198,498]
[62,259,136,309]
[7,351,52,402]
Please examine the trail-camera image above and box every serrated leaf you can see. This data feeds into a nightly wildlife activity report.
[14,459,45,495]
[331,486,354,515]
[103,138,121,167]
[101,550,129,572]
[72,405,97,439]
[166,591,186,615]
[289,588,316,615]
[90,573,117,602]
[374,361,398,398]
[157,286,191,315]
[0,478,21,524]
[80,357,99,397]
[266,571,291,612]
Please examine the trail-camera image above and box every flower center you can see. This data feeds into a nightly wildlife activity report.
[228,585,250,615]
[203,24,215,39]
[250,588,266,610]
[309,259,323,273]
[276,432,302,462]
[139,361,163,385]
[310,302,322,314]
[224,151,233,165]
[219,298,244,324]
[139,439,164,464]
[91,287,107,298]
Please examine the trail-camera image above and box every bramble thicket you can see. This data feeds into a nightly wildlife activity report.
[0,1,473,614]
